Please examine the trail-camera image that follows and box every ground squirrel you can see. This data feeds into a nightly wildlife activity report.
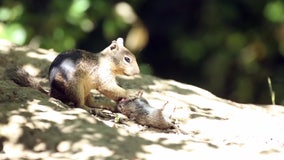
[8,38,140,112]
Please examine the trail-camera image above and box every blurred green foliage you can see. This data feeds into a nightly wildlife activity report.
[1,0,284,104]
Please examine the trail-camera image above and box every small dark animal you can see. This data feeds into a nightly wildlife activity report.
[117,96,174,129]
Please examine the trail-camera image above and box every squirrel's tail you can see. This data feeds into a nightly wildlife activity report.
[6,67,49,95]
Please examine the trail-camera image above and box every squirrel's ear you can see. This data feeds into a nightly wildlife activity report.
[116,37,124,47]
[110,37,124,51]
[110,41,117,50]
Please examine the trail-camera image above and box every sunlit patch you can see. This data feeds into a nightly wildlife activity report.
[1,142,25,159]
[27,99,77,125]
[22,64,40,76]
[0,39,15,54]
[0,115,26,159]
[140,131,187,143]
[26,50,57,62]
[72,140,114,159]
[57,141,71,152]
[138,144,192,160]
[33,142,47,152]
[1,115,25,143]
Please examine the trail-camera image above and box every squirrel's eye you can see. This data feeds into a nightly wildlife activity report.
[124,56,131,63]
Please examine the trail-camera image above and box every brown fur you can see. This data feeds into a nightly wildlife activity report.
[49,38,139,111]
[8,38,140,112]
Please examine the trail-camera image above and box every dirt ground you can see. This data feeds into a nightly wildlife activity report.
[0,39,284,160]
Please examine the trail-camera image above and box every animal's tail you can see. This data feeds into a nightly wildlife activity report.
[6,67,48,95]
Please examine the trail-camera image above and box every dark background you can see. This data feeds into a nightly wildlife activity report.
[1,0,284,104]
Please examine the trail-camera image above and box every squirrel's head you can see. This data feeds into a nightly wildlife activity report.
[102,38,140,76]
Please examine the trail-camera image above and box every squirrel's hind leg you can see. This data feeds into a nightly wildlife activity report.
[50,87,70,103]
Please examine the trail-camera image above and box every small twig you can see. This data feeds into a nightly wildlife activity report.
[161,101,169,110]
[136,90,143,97]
